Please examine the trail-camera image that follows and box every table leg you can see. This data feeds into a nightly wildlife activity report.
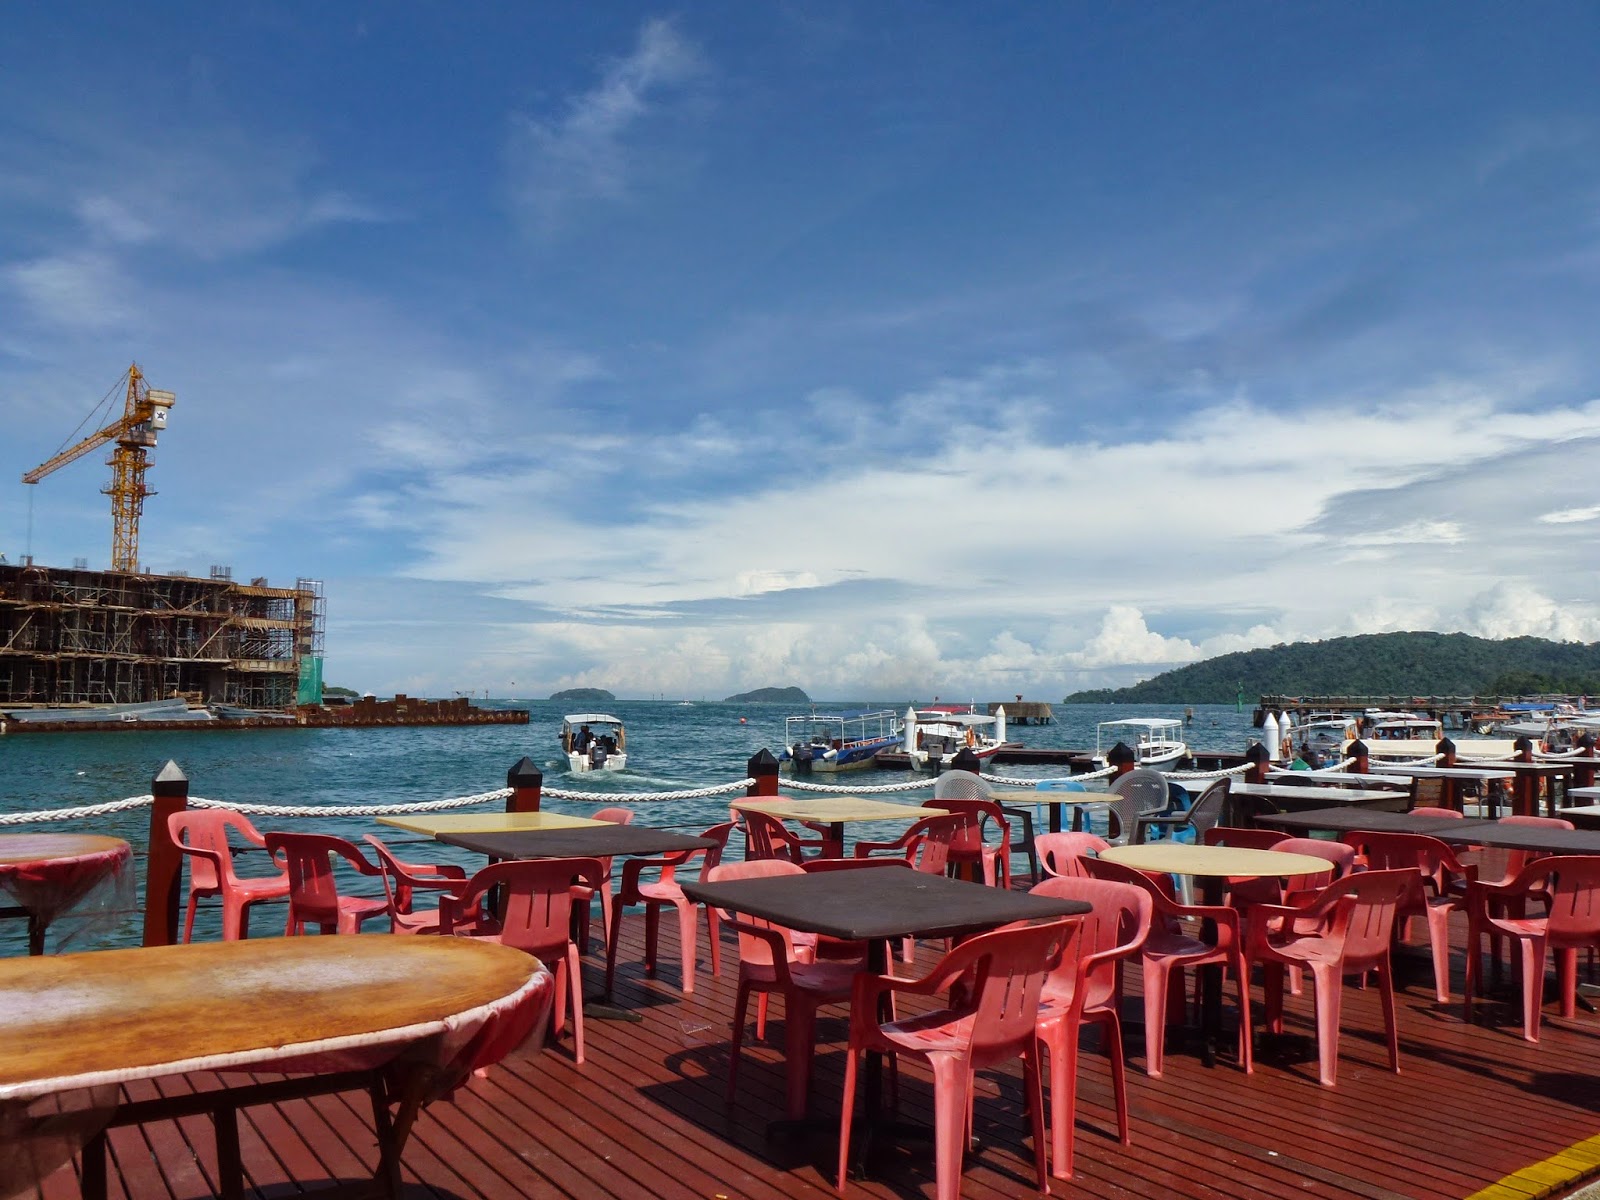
[27,913,45,956]
[1197,878,1222,1068]
[1049,807,1063,835]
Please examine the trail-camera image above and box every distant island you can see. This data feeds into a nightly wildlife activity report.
[1064,632,1600,705]
[550,687,616,703]
[725,686,811,704]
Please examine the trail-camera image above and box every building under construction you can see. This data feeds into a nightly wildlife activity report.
[0,560,324,710]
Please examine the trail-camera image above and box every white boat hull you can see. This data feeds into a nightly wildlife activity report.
[567,751,627,773]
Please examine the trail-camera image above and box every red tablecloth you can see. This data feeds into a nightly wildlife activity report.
[0,834,134,953]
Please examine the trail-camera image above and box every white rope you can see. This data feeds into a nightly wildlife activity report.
[1367,752,1445,767]
[539,780,755,803]
[1166,763,1254,780]
[0,795,155,826]
[190,788,513,818]
[782,776,936,794]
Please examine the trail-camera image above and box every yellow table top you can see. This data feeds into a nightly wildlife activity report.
[0,935,539,1099]
[733,797,947,823]
[1101,843,1332,878]
[0,833,129,867]
[375,811,605,835]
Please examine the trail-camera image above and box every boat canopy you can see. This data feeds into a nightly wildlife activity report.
[1097,718,1184,730]
[561,713,624,728]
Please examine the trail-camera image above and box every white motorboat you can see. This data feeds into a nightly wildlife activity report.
[898,705,1015,770]
[559,713,627,772]
[1093,718,1189,771]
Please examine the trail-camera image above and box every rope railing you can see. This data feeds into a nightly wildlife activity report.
[0,795,156,827]
[782,776,936,794]
[188,788,513,818]
[539,780,755,803]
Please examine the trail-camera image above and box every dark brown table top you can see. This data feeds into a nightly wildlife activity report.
[1429,823,1600,854]
[680,868,1089,942]
[1254,808,1493,835]
[438,824,716,860]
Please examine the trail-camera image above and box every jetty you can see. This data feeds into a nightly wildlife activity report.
[1255,693,1594,730]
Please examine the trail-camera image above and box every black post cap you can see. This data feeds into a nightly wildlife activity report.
[1578,731,1597,751]
[1244,742,1270,764]
[1347,739,1368,757]
[1514,735,1534,753]
[748,748,780,773]
[507,756,543,788]
[949,747,982,772]
[1107,741,1137,766]
[152,760,189,796]
[1436,736,1456,754]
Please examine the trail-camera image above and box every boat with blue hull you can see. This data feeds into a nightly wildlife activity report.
[779,709,901,773]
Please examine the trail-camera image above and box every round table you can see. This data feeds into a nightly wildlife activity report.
[1101,843,1331,1066]
[0,834,133,955]
[0,935,553,1198]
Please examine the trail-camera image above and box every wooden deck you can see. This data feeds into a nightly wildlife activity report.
[29,907,1600,1200]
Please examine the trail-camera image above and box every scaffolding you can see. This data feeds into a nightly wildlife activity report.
[0,563,326,708]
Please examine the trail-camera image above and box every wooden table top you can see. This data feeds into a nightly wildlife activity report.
[732,797,946,823]
[1568,787,1600,801]
[1369,765,1516,780]
[681,868,1088,941]
[1429,823,1600,855]
[438,825,716,860]
[1455,759,1574,773]
[1254,808,1493,836]
[1101,843,1333,878]
[1266,769,1411,788]
[0,833,129,868]
[1229,783,1409,804]
[375,811,605,835]
[0,935,540,1101]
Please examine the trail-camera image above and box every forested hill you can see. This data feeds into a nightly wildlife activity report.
[1064,632,1600,704]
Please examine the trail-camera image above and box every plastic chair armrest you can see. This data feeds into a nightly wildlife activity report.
[725,918,800,985]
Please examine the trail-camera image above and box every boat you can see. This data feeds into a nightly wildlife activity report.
[558,713,627,772]
[1356,712,1516,760]
[1093,717,1189,771]
[895,705,1016,770]
[778,709,901,773]
[1293,714,1360,767]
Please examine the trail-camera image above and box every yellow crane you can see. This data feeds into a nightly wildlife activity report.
[21,363,177,573]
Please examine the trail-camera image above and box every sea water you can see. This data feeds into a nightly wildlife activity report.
[0,701,1259,951]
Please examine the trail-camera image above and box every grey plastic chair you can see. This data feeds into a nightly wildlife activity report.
[932,769,1039,884]
[1081,768,1171,846]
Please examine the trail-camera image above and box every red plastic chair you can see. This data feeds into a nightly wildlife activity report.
[1464,854,1600,1042]
[1203,826,1291,850]
[1035,832,1110,879]
[1461,814,1576,979]
[361,833,468,935]
[571,806,634,953]
[923,798,1012,888]
[604,821,734,996]
[1084,856,1252,1078]
[1341,831,1474,1002]
[440,856,604,1063]
[1247,869,1413,1086]
[835,918,1078,1200]
[168,810,291,942]
[706,859,864,1119]
[856,813,970,962]
[743,811,826,863]
[1029,875,1151,1180]
[262,832,391,936]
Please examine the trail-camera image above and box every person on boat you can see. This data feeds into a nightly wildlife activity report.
[575,724,593,752]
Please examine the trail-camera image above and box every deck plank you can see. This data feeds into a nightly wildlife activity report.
[24,904,1600,1200]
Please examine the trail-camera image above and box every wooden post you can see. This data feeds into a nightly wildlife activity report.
[142,760,188,948]
[747,749,780,797]
[1434,738,1460,812]
[1512,736,1537,817]
[505,757,543,813]
[1574,733,1598,790]
[1347,739,1370,776]
[1243,742,1271,785]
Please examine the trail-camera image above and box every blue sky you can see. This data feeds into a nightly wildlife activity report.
[4,4,1600,699]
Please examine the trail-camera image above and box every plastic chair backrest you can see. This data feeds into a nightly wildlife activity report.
[1541,856,1600,938]
[924,797,1007,857]
[1030,874,1151,1012]
[932,769,992,802]
[452,856,603,955]
[1035,832,1109,878]
[1081,857,1185,932]
[706,859,806,965]
[1181,782,1229,838]
[1327,869,1412,965]
[924,919,1077,1055]
[903,813,968,875]
[169,809,266,891]
[594,806,636,826]
[1340,830,1461,902]
[686,821,736,882]
[1272,837,1356,888]
[1203,826,1289,850]
[744,811,807,862]
[1106,768,1169,840]
[263,832,377,927]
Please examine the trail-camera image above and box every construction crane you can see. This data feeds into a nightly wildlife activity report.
[21,363,176,573]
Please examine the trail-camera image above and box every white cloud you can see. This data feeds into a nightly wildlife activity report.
[1463,582,1600,642]
[1343,520,1466,547]
[1539,504,1600,525]
[1073,606,1201,668]
[505,18,705,234]
[7,252,131,329]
